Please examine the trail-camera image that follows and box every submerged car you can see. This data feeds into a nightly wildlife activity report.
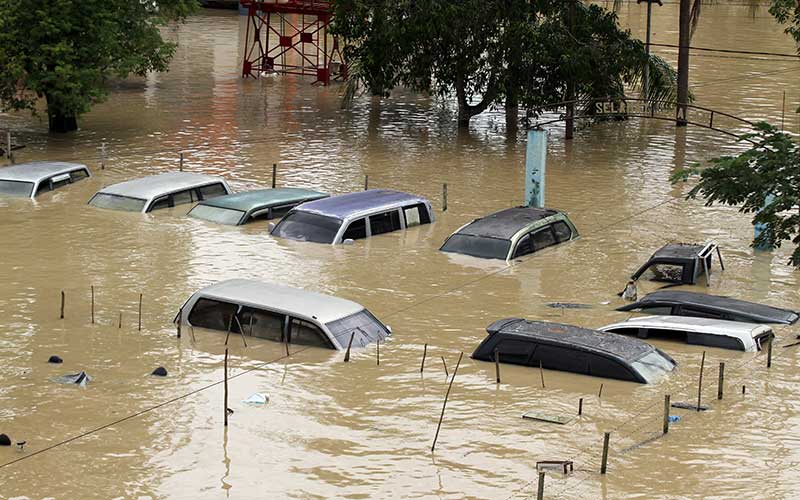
[270,189,434,244]
[472,318,675,383]
[88,172,231,213]
[617,290,799,325]
[630,242,723,286]
[176,279,390,350]
[0,161,90,198]
[440,206,578,261]
[600,316,774,352]
[187,188,328,226]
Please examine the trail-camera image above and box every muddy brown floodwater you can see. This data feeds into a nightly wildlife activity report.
[1,3,799,500]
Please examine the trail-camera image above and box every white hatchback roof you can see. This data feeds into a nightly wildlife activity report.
[0,161,88,182]
[193,279,364,324]
[96,172,226,200]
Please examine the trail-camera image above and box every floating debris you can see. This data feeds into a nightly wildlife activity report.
[545,303,593,309]
[522,412,573,425]
[536,460,574,474]
[151,366,168,377]
[53,371,91,387]
[668,415,681,423]
[671,401,708,411]
[0,434,10,446]
[243,393,269,405]
[47,355,63,364]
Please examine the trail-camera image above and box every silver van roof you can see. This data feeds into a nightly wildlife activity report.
[192,279,364,324]
[0,161,88,182]
[96,172,227,200]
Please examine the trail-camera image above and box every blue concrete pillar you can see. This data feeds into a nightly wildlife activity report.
[525,129,547,208]
[754,193,776,250]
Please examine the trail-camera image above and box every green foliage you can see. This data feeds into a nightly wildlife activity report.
[332,0,674,125]
[671,122,800,266]
[769,0,800,47]
[0,0,198,131]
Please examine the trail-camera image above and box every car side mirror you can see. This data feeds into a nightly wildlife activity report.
[268,222,276,232]
[385,325,392,334]
[342,238,355,245]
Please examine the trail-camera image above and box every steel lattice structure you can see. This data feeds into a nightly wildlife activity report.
[240,0,345,85]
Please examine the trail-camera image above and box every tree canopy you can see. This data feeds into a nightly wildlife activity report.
[332,0,676,126]
[0,0,197,132]
[672,123,800,267]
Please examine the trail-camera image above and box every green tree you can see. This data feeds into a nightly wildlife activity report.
[0,0,197,132]
[333,0,677,128]
[672,123,800,267]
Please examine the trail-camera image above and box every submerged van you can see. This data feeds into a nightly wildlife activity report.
[440,206,578,261]
[472,318,676,383]
[176,279,391,350]
[0,162,90,198]
[188,188,329,225]
[89,172,231,213]
[270,189,434,244]
[600,316,774,352]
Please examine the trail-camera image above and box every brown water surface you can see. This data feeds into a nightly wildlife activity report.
[1,4,799,499]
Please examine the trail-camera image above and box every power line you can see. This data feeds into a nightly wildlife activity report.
[649,42,800,59]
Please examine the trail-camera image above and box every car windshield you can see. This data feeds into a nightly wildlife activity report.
[188,204,245,225]
[440,234,511,259]
[0,180,34,197]
[89,193,147,212]
[271,211,342,243]
[326,309,389,346]
[630,350,675,383]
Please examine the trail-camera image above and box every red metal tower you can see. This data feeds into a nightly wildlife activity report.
[240,0,345,85]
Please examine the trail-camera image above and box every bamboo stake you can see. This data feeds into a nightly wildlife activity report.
[767,338,773,368]
[272,163,277,188]
[536,471,545,500]
[364,175,369,191]
[420,343,428,373]
[224,347,229,427]
[494,349,501,384]
[431,351,463,453]
[598,383,604,398]
[344,332,355,362]
[697,351,706,412]
[60,290,65,319]
[180,151,184,172]
[662,394,671,434]
[539,360,545,389]
[600,432,610,474]
[118,312,122,329]
[717,362,725,400]
[578,397,583,416]
[177,308,182,338]
[101,142,106,169]
[442,183,448,212]
[441,356,449,377]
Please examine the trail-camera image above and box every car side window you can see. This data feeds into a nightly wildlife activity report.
[495,339,536,364]
[289,318,331,348]
[199,183,228,200]
[266,204,295,221]
[532,226,557,252]
[403,203,431,227]
[512,233,533,259]
[188,298,239,331]
[552,221,572,242]
[588,354,633,380]
[640,305,674,315]
[172,189,194,206]
[342,218,367,240]
[35,181,53,196]
[50,175,71,190]
[239,306,285,342]
[149,195,172,211]
[369,210,402,236]
[680,306,722,319]
[70,169,89,182]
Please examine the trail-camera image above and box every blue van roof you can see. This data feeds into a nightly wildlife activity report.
[295,189,429,219]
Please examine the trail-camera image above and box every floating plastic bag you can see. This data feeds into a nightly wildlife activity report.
[53,371,91,387]
[242,393,268,405]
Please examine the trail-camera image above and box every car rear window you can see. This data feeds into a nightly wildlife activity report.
[0,180,34,197]
[188,204,246,225]
[271,211,342,243]
[326,309,389,347]
[89,193,147,212]
[441,234,511,260]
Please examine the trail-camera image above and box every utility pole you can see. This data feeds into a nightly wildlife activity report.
[565,0,577,140]
[638,0,663,100]
[676,0,691,126]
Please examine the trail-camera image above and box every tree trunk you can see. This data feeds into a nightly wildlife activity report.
[676,0,691,127]
[45,94,78,133]
[455,77,498,128]
[505,90,518,132]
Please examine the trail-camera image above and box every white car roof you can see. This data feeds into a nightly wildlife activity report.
[601,315,771,338]
[96,172,227,200]
[0,161,88,182]
[192,279,364,325]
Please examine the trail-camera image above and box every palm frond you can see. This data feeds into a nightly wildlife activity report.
[340,57,364,109]
[627,53,684,105]
[690,0,702,39]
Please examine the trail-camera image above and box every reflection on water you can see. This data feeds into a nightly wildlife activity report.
[1,5,799,499]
